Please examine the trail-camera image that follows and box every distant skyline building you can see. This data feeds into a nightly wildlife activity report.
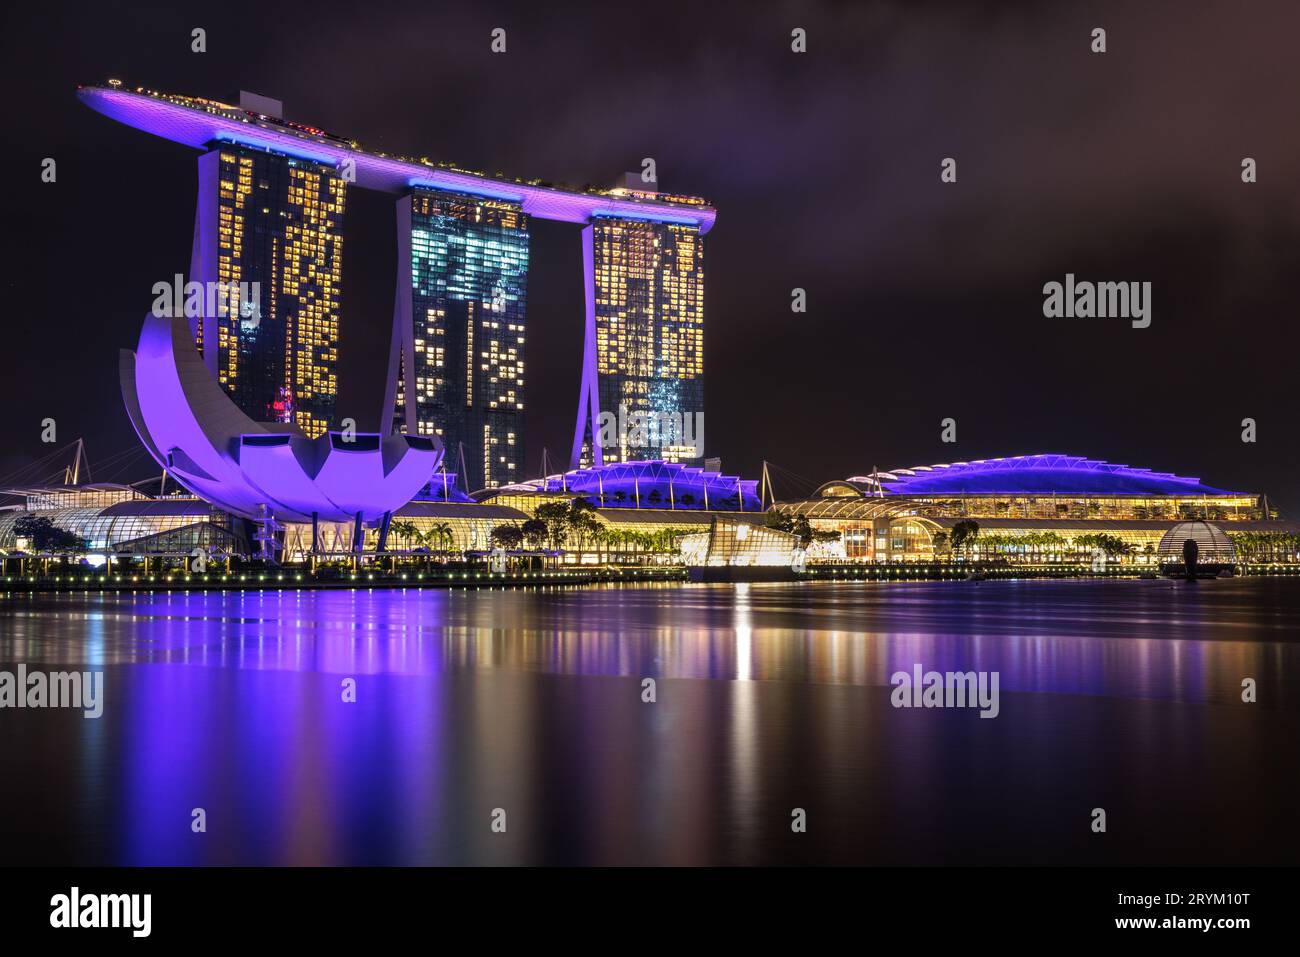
[571,210,706,469]
[383,188,529,491]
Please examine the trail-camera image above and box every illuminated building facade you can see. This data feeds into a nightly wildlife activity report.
[383,188,529,491]
[571,215,706,468]
[679,517,800,568]
[190,144,345,437]
[79,82,715,495]
[781,454,1294,564]
[0,491,247,559]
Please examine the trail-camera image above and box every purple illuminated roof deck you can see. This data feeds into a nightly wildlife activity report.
[76,84,716,232]
[842,454,1240,497]
[494,460,760,510]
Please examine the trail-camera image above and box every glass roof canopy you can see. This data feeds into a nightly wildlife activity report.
[835,454,1240,498]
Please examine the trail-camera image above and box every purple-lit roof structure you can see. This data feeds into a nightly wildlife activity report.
[77,85,716,232]
[121,314,443,523]
[826,454,1237,497]
[492,460,760,510]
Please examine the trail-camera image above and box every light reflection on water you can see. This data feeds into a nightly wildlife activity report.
[1,578,1297,865]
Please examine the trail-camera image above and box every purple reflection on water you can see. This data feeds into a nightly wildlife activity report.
[2,578,1298,865]
[93,581,1285,706]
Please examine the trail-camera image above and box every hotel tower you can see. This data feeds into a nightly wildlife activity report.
[570,204,706,469]
[78,83,715,484]
[190,135,346,438]
[383,188,529,492]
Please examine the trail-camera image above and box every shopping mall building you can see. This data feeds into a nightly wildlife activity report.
[775,454,1298,565]
[0,460,765,568]
[3,453,1297,571]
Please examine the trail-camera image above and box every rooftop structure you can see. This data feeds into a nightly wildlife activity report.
[77,84,716,231]
[487,460,759,511]
[3,483,148,511]
[829,454,1236,497]
[784,452,1287,564]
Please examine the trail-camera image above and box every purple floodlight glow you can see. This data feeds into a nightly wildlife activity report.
[212,132,338,166]
[589,209,703,227]
[848,454,1237,496]
[570,224,602,468]
[121,314,443,523]
[408,177,525,204]
[78,86,716,232]
[503,460,761,510]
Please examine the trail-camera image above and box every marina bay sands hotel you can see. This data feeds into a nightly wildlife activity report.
[78,83,715,491]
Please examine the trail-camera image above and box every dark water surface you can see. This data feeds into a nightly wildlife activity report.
[1,578,1298,865]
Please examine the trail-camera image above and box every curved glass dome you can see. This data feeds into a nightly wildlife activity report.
[842,454,1235,497]
[1157,521,1237,563]
[495,460,760,510]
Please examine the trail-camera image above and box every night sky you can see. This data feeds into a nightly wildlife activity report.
[2,0,1297,510]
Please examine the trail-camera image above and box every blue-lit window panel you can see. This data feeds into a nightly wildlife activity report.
[406,188,530,491]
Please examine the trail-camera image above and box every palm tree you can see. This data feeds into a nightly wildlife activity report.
[588,525,609,564]
[388,520,421,553]
[423,522,455,557]
[949,520,980,562]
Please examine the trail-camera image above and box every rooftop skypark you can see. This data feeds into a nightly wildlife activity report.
[76,82,716,230]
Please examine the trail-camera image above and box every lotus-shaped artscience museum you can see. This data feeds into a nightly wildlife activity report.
[121,314,443,524]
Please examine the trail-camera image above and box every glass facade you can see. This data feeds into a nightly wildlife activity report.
[209,145,345,437]
[279,503,528,561]
[0,501,243,555]
[678,519,797,567]
[788,483,1275,564]
[496,460,759,511]
[585,217,705,464]
[395,188,529,491]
